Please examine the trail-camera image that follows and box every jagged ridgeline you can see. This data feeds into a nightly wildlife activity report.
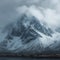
[3,12,53,44]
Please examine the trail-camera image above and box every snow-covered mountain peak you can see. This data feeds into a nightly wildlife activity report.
[17,5,60,31]
[17,5,45,24]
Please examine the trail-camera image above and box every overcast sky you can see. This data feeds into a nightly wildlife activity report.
[0,0,60,29]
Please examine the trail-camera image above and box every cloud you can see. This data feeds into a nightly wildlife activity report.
[43,8,60,29]
[50,0,60,12]
[0,0,41,28]
[0,0,60,30]
[17,5,60,30]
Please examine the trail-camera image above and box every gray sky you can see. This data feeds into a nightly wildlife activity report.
[0,0,60,28]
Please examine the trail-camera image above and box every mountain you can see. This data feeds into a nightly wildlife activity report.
[0,6,58,54]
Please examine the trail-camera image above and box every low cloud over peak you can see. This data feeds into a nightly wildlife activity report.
[17,5,60,30]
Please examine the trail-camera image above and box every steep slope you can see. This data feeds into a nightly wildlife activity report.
[0,6,54,53]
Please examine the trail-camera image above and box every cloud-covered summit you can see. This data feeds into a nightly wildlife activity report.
[0,0,60,29]
[16,5,60,30]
